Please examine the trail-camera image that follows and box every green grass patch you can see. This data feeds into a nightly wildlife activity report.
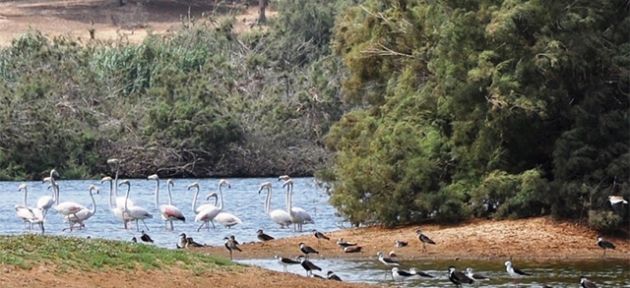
[0,235,235,272]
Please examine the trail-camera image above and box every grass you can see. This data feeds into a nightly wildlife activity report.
[0,235,235,271]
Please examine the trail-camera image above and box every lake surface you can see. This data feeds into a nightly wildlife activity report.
[239,258,630,287]
[2,177,628,287]
[2,177,342,247]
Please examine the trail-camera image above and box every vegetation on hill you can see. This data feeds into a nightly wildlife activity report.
[0,1,347,179]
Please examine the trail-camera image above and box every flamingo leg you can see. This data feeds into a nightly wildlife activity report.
[39,223,45,234]
[141,220,150,231]
[210,221,215,229]
[170,220,174,230]
[196,222,206,232]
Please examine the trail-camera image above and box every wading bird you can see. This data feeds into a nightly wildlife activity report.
[283,179,314,232]
[465,267,489,281]
[36,169,58,217]
[275,255,301,272]
[580,276,598,288]
[259,182,292,228]
[312,229,329,246]
[395,239,408,248]
[596,236,616,256]
[416,229,436,251]
[448,266,474,286]
[505,261,531,277]
[299,242,319,259]
[149,175,185,230]
[297,255,321,276]
[140,230,153,243]
[256,229,274,243]
[15,184,45,233]
[377,251,399,267]
[119,180,153,231]
[224,235,241,260]
[63,185,99,231]
[101,176,132,229]
[327,271,342,281]
[196,179,241,230]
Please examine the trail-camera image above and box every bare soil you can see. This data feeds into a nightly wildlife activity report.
[0,0,272,46]
[0,265,369,288]
[199,217,630,262]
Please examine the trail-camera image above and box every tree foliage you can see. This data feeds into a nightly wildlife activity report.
[326,0,629,228]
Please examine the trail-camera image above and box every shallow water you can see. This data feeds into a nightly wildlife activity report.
[239,258,630,287]
[1,177,343,247]
[2,177,628,287]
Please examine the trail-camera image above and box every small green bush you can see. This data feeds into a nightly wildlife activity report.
[588,210,622,232]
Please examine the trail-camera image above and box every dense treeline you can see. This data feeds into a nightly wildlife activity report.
[324,0,629,230]
[0,1,347,179]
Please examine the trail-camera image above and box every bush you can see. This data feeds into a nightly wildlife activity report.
[588,210,622,232]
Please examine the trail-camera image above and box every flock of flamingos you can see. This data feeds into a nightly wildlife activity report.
[14,158,314,234]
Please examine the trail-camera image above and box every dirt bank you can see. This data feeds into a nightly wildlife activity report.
[198,217,629,262]
[0,265,369,288]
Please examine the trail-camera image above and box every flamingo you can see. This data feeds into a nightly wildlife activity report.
[149,175,185,230]
[15,184,45,233]
[258,182,292,228]
[63,185,99,231]
[189,182,218,228]
[195,179,241,230]
[188,182,217,213]
[101,176,135,209]
[54,177,87,231]
[119,180,153,231]
[101,176,132,229]
[282,179,314,232]
[36,169,58,217]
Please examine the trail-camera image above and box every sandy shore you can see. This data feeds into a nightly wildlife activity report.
[0,265,369,288]
[197,217,629,262]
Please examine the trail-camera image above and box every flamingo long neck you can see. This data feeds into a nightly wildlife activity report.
[218,183,225,210]
[167,183,174,205]
[113,165,119,197]
[22,187,28,206]
[191,186,200,212]
[54,182,60,205]
[285,183,292,212]
[89,189,97,214]
[124,184,131,212]
[264,187,272,214]
[108,181,114,209]
[154,180,160,209]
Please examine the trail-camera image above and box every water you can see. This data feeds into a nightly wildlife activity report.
[239,258,630,287]
[2,177,343,247]
[2,177,628,286]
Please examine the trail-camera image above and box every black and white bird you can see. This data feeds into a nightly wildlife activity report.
[140,231,154,243]
[313,229,330,245]
[274,255,301,272]
[377,251,399,267]
[448,266,474,286]
[343,246,362,253]
[177,233,187,249]
[336,238,358,248]
[186,236,204,248]
[409,268,433,278]
[465,267,489,280]
[395,239,408,248]
[224,235,241,260]
[257,229,275,243]
[505,261,530,277]
[415,229,436,251]
[327,271,342,281]
[580,276,598,288]
[299,242,319,259]
[131,236,137,243]
[391,267,415,281]
[597,236,615,256]
[297,255,321,276]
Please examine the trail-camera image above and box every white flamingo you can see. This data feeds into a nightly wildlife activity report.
[195,179,241,230]
[54,177,87,231]
[258,182,292,228]
[283,179,314,232]
[101,176,132,229]
[63,185,99,231]
[150,175,186,230]
[101,176,135,210]
[119,180,153,231]
[188,182,218,229]
[36,169,58,216]
[15,183,45,233]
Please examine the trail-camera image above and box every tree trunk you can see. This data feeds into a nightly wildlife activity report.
[258,0,268,24]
